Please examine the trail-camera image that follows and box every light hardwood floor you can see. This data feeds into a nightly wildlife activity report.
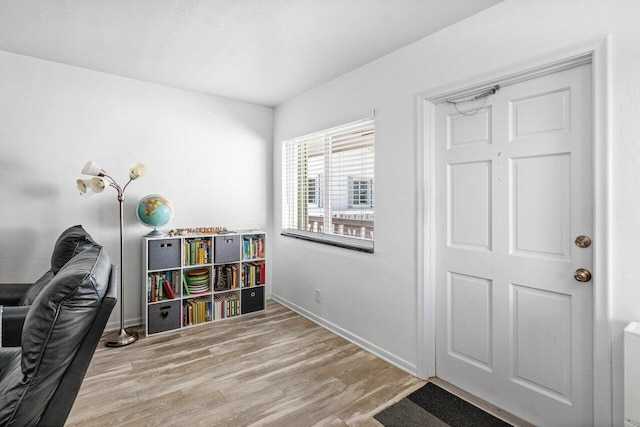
[67,300,426,426]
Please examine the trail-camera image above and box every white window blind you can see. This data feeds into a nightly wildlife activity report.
[282,117,375,252]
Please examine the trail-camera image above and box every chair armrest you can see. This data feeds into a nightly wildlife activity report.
[2,305,30,347]
[0,283,34,306]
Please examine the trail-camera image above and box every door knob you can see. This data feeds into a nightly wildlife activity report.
[575,235,592,248]
[574,268,592,283]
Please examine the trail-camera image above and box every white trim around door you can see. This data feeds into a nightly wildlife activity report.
[416,35,612,426]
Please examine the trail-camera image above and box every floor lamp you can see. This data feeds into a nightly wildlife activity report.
[77,160,146,347]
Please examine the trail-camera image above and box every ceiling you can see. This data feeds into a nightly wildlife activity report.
[0,0,503,107]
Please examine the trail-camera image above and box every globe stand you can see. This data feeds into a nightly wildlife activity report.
[145,227,165,237]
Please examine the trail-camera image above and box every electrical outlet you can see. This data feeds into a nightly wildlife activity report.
[315,289,322,304]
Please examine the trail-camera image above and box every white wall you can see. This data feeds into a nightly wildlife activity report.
[0,50,273,327]
[272,0,640,424]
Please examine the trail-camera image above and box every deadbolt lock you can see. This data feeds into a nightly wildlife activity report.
[575,235,592,248]
[574,268,592,283]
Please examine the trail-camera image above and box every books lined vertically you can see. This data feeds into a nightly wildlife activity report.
[241,262,265,288]
[184,238,212,265]
[242,236,265,260]
[148,270,180,302]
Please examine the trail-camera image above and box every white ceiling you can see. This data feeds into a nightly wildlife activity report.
[0,0,502,107]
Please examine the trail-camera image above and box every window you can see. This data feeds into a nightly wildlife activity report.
[308,176,323,207]
[282,117,375,252]
[349,178,373,207]
[308,178,317,205]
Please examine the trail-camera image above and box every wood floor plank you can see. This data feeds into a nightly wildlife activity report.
[311,414,349,427]
[67,300,422,426]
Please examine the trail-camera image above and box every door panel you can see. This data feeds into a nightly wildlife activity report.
[435,64,593,426]
[511,153,571,258]
[448,272,493,370]
[510,89,570,140]
[449,108,492,148]
[448,161,492,250]
[510,284,571,401]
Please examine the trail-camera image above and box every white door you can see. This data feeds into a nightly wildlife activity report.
[435,64,593,426]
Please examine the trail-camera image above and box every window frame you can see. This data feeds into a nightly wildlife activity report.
[281,117,375,252]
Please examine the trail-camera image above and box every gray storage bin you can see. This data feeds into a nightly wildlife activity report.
[148,300,181,334]
[214,235,241,263]
[148,239,181,270]
[241,286,265,314]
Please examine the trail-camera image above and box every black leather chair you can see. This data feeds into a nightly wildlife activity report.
[0,245,116,426]
[0,225,97,346]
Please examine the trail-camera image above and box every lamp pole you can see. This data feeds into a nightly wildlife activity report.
[104,186,138,346]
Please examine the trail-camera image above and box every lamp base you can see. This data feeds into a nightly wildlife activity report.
[104,328,138,347]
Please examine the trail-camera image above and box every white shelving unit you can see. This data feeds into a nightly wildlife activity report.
[142,231,266,336]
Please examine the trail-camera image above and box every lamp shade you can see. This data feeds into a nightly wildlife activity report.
[81,161,105,176]
[89,177,107,193]
[129,162,146,180]
[76,179,91,194]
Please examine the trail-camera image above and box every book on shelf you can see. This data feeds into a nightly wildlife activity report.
[213,293,240,320]
[241,262,265,288]
[182,272,190,296]
[184,238,212,265]
[148,271,180,302]
[242,236,265,260]
[232,265,238,289]
[226,266,232,289]
[163,279,176,299]
[183,297,212,326]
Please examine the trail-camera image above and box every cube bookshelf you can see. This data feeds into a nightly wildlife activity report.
[142,231,266,336]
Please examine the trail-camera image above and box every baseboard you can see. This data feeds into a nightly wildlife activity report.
[271,294,418,376]
[105,316,143,333]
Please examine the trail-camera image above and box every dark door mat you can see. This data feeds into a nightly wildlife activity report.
[374,382,513,427]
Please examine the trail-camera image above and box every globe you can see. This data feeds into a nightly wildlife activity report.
[136,194,174,236]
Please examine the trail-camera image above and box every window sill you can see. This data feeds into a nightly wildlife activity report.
[281,231,374,253]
